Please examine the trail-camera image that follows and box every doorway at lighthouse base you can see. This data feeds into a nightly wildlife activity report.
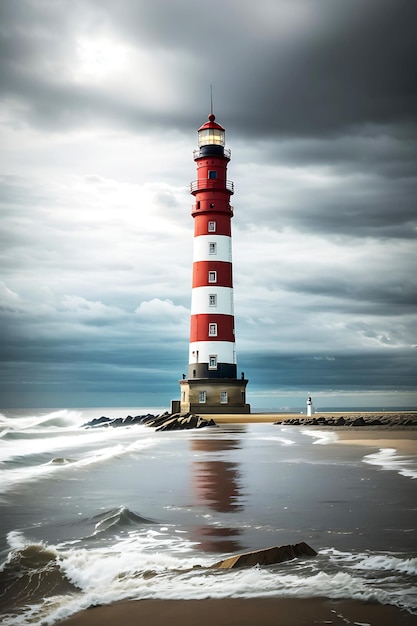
[179,378,250,414]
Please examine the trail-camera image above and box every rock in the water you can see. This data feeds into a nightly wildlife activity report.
[211,542,317,569]
[155,414,217,431]
[82,411,217,431]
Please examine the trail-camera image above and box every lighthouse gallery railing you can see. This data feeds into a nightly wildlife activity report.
[190,179,234,193]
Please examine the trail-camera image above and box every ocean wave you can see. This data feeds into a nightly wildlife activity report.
[353,554,417,576]
[0,436,157,494]
[46,457,75,465]
[88,506,156,535]
[301,429,339,445]
[363,448,417,479]
[0,409,85,432]
[322,547,417,575]
[0,532,78,616]
[4,542,57,571]
[2,532,417,626]
[255,436,296,446]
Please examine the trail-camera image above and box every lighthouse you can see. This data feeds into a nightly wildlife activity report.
[179,111,250,414]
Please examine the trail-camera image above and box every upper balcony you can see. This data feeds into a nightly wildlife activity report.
[190,179,234,194]
[193,146,231,160]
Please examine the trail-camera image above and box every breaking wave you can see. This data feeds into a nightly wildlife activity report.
[0,532,79,616]
[88,506,156,535]
[0,435,157,494]
[1,531,417,626]
[363,448,417,480]
[0,410,85,433]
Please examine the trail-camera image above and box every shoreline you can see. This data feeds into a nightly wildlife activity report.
[56,597,417,626]
[334,429,417,455]
[210,411,417,455]
[207,410,417,424]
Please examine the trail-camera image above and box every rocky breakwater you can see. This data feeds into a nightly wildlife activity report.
[276,412,417,428]
[82,412,217,431]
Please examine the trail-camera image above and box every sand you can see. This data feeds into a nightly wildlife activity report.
[335,429,417,455]
[57,597,417,625]
[56,412,417,626]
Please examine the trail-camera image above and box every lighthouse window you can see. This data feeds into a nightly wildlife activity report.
[208,221,216,232]
[199,391,206,403]
[209,294,217,307]
[209,355,217,369]
[220,391,228,404]
[209,323,217,336]
[208,170,217,179]
[208,271,217,283]
[198,128,225,147]
[209,242,217,255]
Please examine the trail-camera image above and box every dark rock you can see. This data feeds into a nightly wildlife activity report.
[82,416,112,428]
[211,542,317,569]
[155,414,216,432]
[351,416,366,426]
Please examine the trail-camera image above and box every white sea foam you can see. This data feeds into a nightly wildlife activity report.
[363,448,417,479]
[0,436,158,493]
[301,429,339,445]
[2,531,416,626]
[255,436,296,446]
[353,554,417,575]
[0,409,85,432]
[323,547,417,576]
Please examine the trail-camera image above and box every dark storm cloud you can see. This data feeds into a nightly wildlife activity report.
[1,0,416,137]
[80,0,417,137]
[258,350,417,389]
[279,188,416,239]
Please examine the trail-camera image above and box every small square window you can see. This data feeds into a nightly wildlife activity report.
[209,323,217,337]
[209,242,217,255]
[209,294,217,306]
[209,355,217,369]
[208,170,217,179]
[220,391,228,404]
[208,271,217,283]
[208,221,216,232]
[199,391,206,403]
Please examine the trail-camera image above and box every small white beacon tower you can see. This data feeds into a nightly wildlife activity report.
[306,396,313,417]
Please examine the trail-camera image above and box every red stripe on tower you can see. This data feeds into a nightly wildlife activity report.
[178,111,250,415]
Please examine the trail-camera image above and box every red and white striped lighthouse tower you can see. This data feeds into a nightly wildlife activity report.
[179,111,250,414]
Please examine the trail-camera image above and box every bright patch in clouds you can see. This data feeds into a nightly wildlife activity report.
[75,37,128,82]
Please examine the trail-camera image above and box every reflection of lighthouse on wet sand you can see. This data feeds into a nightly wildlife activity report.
[307,395,313,416]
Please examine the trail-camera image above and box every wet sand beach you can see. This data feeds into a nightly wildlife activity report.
[57,596,417,626]
[55,411,417,626]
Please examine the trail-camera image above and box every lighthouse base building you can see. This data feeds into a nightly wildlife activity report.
[177,111,250,415]
[179,377,250,415]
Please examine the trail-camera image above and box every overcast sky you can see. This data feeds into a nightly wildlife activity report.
[1,0,416,410]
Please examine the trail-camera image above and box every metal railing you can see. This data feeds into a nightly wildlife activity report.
[193,147,231,160]
[190,179,234,193]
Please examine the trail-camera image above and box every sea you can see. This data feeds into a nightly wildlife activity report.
[0,407,416,625]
